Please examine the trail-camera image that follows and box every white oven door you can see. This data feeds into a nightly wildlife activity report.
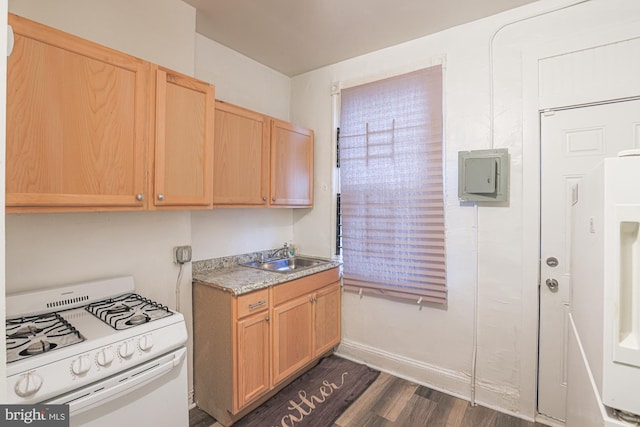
[46,347,188,427]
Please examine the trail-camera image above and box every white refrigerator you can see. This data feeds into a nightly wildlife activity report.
[568,152,640,426]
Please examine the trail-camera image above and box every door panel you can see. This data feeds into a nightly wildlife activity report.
[538,99,640,421]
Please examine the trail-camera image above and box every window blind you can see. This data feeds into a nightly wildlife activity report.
[339,66,446,304]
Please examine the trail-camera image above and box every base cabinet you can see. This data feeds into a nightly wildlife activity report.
[193,268,340,426]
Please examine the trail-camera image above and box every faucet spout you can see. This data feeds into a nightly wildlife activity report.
[261,243,290,263]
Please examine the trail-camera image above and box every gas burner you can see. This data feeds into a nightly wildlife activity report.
[8,325,43,339]
[5,312,85,363]
[85,293,172,330]
[127,313,149,326]
[21,340,55,356]
[106,304,132,315]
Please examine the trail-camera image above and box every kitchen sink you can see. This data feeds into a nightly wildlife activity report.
[241,256,330,273]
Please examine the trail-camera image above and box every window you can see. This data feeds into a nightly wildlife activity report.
[338,66,446,304]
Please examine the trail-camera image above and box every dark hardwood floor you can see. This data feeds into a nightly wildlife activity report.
[189,372,545,427]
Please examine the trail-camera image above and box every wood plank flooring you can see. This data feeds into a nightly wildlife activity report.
[190,372,546,427]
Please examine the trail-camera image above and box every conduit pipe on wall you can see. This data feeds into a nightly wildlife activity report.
[470,0,592,408]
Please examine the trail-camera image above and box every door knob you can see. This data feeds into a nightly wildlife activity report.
[545,278,559,292]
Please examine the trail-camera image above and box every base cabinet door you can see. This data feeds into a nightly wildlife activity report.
[236,313,270,410]
[272,295,313,385]
[312,282,342,356]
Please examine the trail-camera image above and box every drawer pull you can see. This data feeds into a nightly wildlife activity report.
[248,300,267,310]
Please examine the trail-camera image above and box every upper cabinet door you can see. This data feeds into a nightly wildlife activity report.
[153,68,215,209]
[270,119,314,207]
[6,14,151,212]
[213,101,269,206]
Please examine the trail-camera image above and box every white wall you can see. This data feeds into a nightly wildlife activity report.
[5,0,293,403]
[290,0,640,419]
[190,34,294,261]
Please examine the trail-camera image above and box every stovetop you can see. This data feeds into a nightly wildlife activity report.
[5,276,188,405]
[6,312,85,363]
[5,281,174,364]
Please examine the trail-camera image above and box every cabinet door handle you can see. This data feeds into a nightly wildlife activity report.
[265,316,270,322]
[157,193,165,201]
[248,300,267,310]
[136,193,144,201]
[272,197,276,202]
[263,196,267,202]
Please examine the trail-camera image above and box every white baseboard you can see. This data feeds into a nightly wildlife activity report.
[534,413,565,427]
[336,339,471,400]
[335,339,535,423]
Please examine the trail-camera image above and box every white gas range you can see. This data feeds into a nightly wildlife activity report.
[5,276,188,427]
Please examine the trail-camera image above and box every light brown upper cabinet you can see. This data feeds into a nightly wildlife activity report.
[153,68,215,209]
[270,119,314,207]
[213,101,314,208]
[213,101,269,206]
[6,13,152,212]
[6,13,216,213]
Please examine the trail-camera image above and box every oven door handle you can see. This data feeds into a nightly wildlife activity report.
[47,347,187,416]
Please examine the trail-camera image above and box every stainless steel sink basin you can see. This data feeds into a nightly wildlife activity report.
[241,256,330,273]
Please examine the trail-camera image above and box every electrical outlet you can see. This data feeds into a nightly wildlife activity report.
[174,245,192,264]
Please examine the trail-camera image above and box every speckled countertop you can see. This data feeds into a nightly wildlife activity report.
[192,251,342,296]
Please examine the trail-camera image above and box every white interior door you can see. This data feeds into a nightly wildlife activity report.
[538,99,640,421]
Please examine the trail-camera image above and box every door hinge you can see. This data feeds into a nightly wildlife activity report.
[542,109,555,117]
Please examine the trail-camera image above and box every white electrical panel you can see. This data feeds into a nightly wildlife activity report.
[458,149,509,202]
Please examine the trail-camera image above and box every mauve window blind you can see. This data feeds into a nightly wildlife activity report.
[339,65,446,304]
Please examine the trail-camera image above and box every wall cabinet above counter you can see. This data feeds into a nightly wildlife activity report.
[6,13,314,213]
[213,101,314,208]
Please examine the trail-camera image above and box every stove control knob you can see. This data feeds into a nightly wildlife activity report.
[96,348,115,367]
[138,334,154,352]
[71,355,92,376]
[118,341,135,359]
[15,371,43,397]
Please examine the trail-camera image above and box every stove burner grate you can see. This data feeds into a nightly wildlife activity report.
[5,312,85,363]
[85,293,172,330]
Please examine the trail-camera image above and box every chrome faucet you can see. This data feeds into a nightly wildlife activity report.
[260,243,289,263]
